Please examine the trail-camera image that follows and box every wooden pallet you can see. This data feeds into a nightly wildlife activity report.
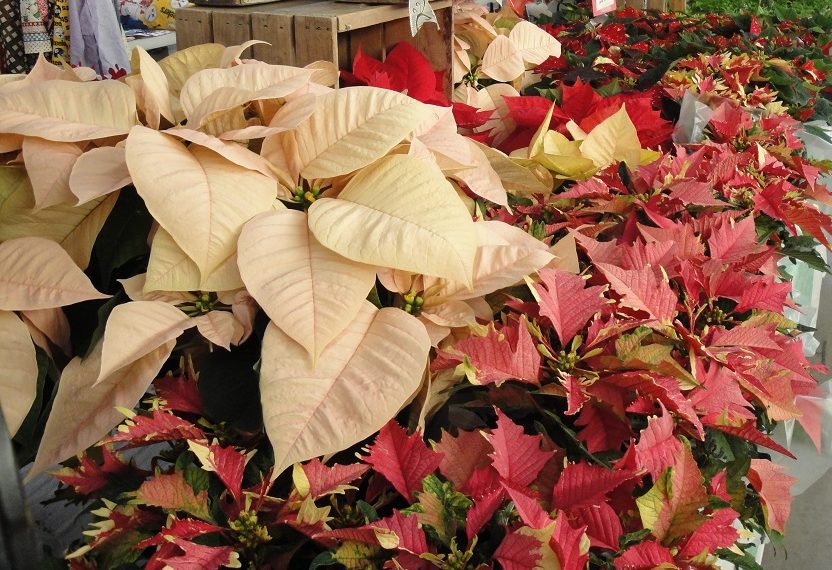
[175,0,453,96]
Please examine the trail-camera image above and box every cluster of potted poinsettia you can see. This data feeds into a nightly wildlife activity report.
[0,35,640,568]
[0,3,831,570]
[539,5,831,120]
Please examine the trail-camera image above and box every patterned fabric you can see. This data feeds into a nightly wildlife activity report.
[21,0,51,54]
[0,0,26,72]
[69,0,130,78]
[119,0,186,31]
[50,0,69,65]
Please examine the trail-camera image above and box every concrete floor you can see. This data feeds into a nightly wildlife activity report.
[762,469,832,569]
[762,270,832,570]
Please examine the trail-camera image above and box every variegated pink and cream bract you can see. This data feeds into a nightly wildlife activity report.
[0,44,564,480]
[453,2,561,85]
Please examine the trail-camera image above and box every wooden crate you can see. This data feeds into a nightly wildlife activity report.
[175,0,453,96]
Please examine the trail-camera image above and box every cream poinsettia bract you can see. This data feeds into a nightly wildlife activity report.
[0,44,557,478]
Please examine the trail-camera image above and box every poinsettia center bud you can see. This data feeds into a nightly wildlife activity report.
[230,510,271,549]
[194,293,213,313]
[402,291,424,315]
[529,219,547,240]
[180,292,218,316]
[292,185,322,206]
[444,537,476,570]
[556,349,580,372]
[704,305,728,324]
[464,67,479,87]
[728,187,755,208]
[329,496,365,526]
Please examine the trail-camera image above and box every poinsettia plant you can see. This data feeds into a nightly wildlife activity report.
[1,4,831,570]
[453,1,562,88]
[341,42,450,106]
[1,37,554,481]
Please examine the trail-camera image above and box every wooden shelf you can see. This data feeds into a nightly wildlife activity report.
[176,1,454,96]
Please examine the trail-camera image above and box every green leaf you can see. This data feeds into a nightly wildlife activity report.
[619,528,651,549]
[184,462,211,494]
[79,291,125,358]
[538,412,611,468]
[812,98,832,123]
[91,187,153,289]
[175,450,211,494]
[596,79,622,97]
[507,194,534,208]
[754,214,783,241]
[356,500,379,523]
[780,235,831,274]
[535,87,559,102]
[636,62,670,90]
[198,345,263,431]
[707,430,736,464]
[709,496,732,510]
[366,285,383,309]
[715,548,765,570]
[309,552,339,569]
[784,248,830,273]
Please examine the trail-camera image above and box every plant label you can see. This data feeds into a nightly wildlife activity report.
[592,0,616,16]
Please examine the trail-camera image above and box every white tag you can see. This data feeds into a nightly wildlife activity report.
[526,1,550,19]
[592,0,616,16]
[409,0,439,37]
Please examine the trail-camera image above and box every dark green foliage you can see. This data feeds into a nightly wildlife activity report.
[689,0,832,18]
[197,343,264,432]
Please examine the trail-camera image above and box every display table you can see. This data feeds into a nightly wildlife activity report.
[175,0,453,96]
[126,30,178,57]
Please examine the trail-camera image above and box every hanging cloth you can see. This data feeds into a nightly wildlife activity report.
[50,0,69,65]
[68,0,129,78]
[0,0,27,73]
[20,0,51,55]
